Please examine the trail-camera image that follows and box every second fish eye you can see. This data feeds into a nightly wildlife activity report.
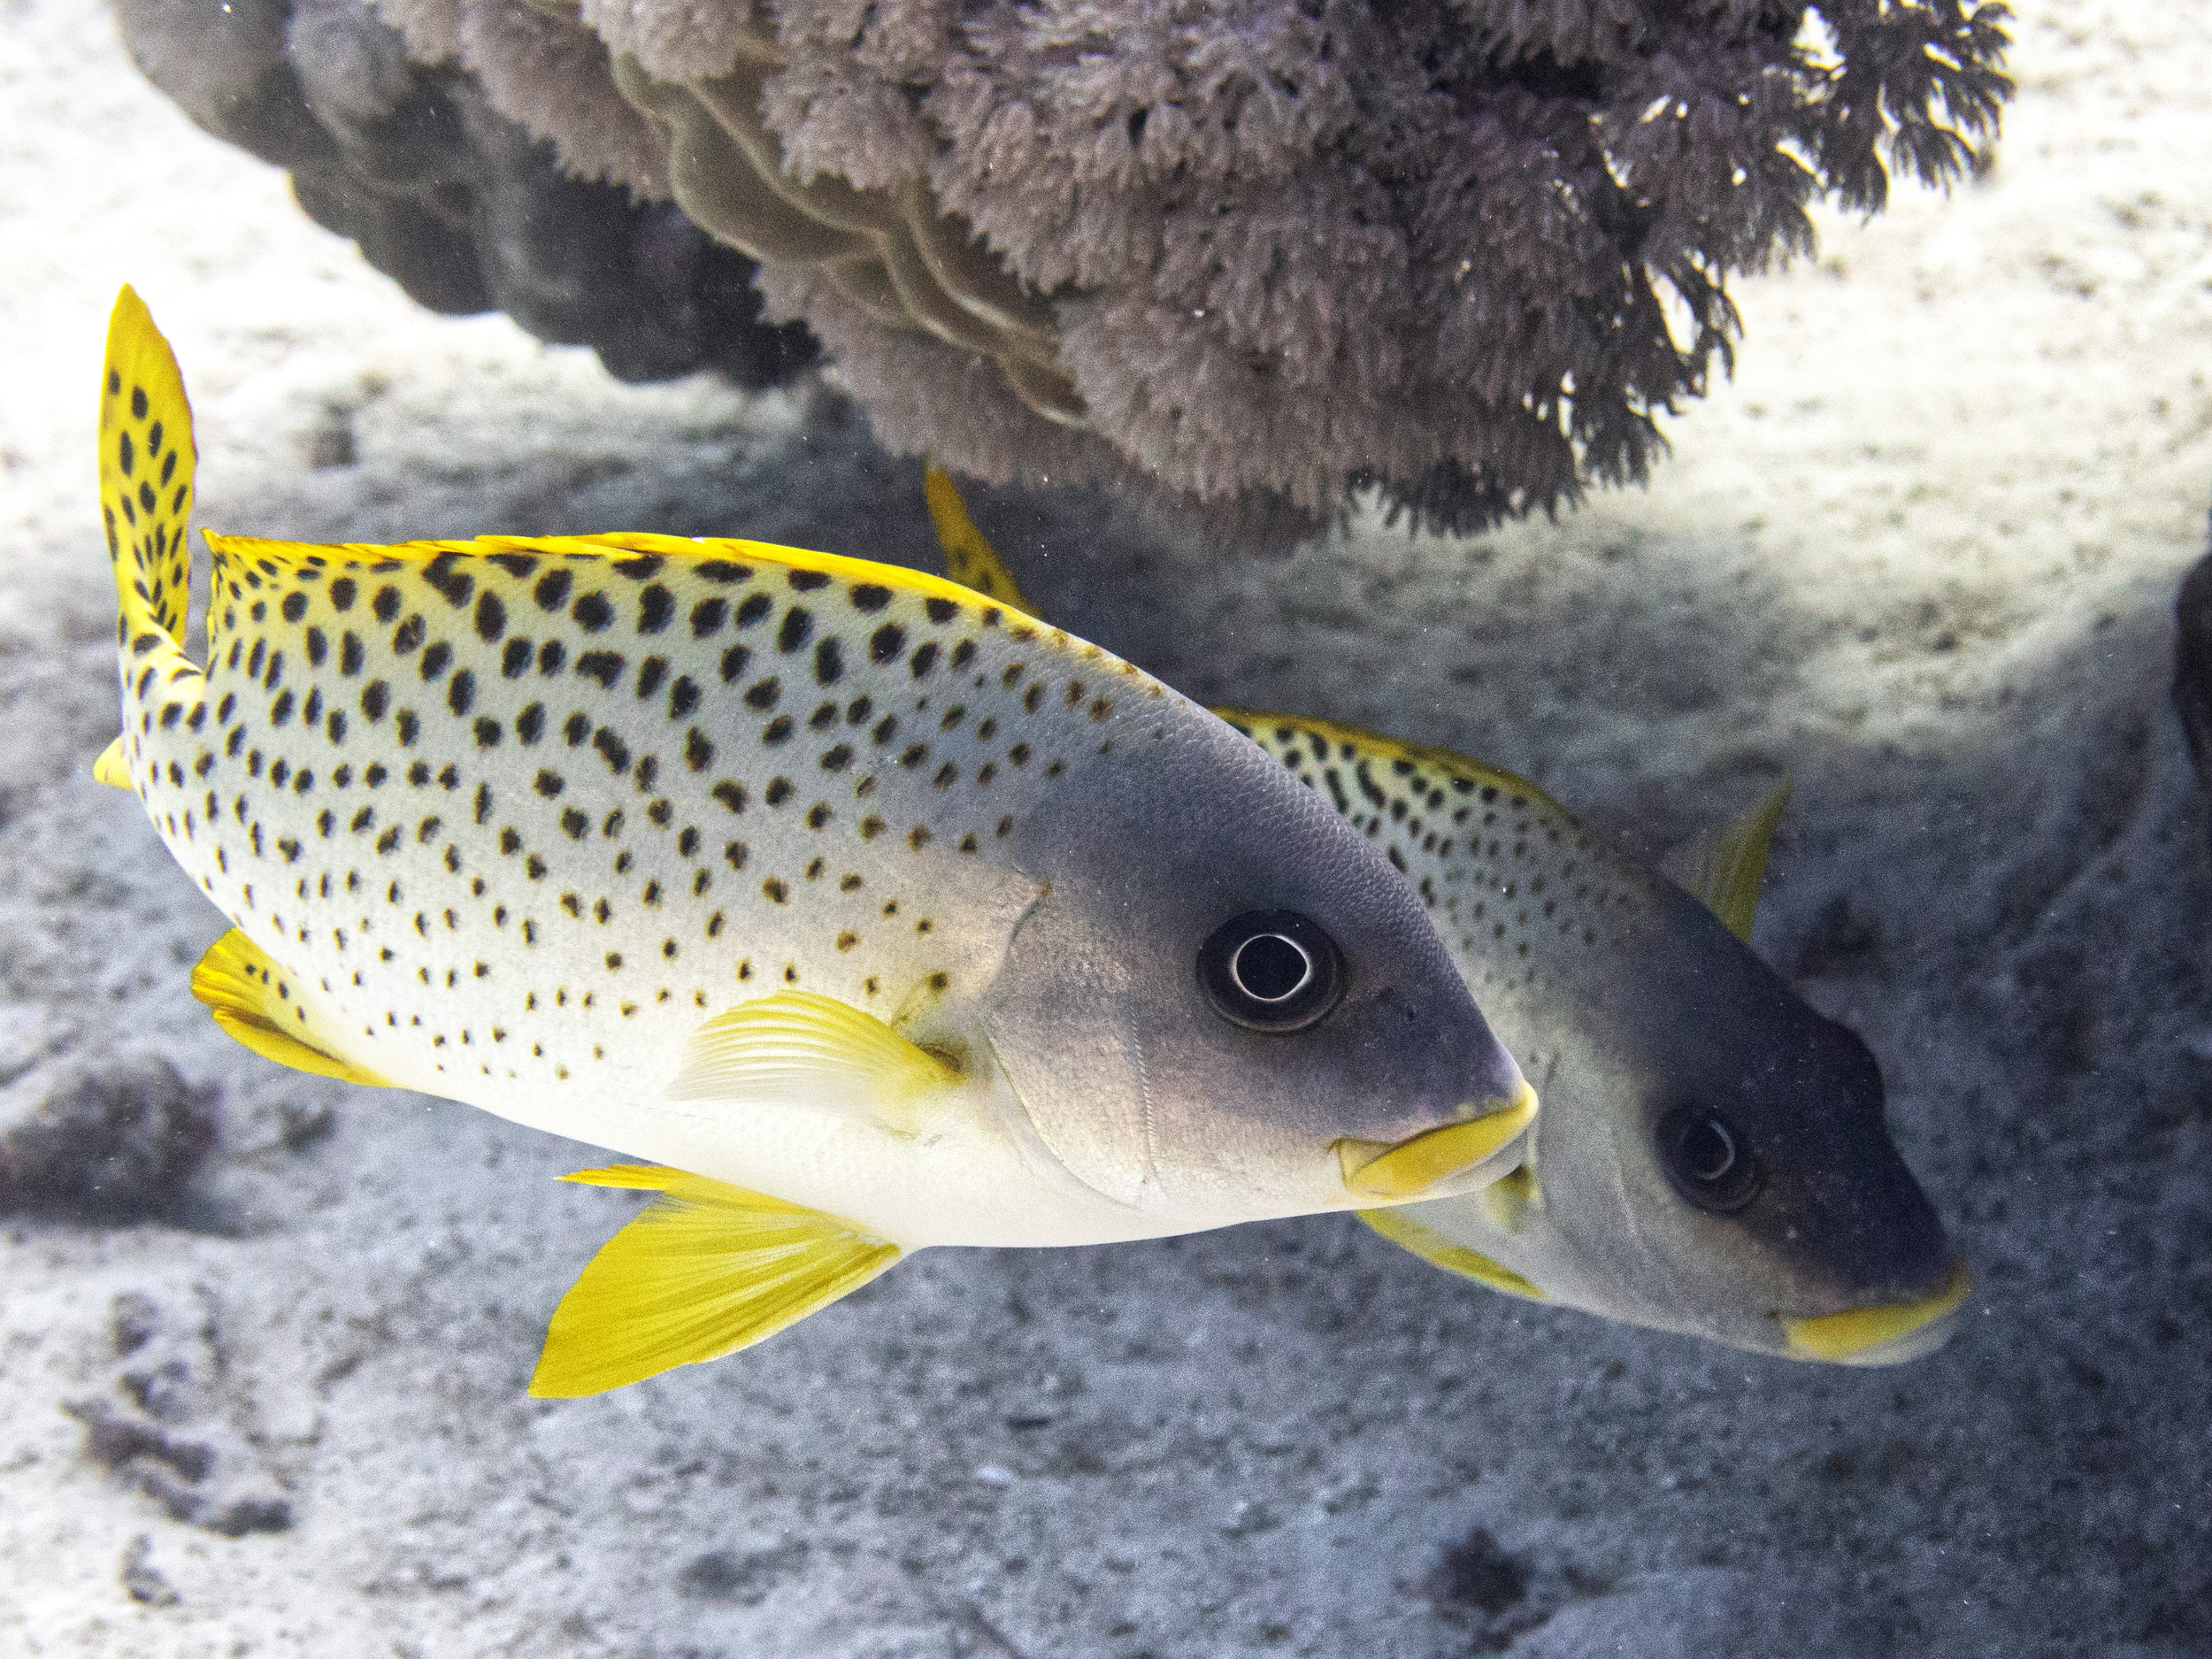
[1197,910,1345,1033]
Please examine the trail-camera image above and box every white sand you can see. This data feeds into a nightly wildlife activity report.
[3,1,2208,1653]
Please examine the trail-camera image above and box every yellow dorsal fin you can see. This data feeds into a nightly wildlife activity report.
[92,736,133,791]
[666,990,960,1136]
[190,929,393,1088]
[101,287,198,647]
[1675,776,1793,942]
[1357,1207,1548,1302]
[924,464,1040,618]
[530,1166,901,1396]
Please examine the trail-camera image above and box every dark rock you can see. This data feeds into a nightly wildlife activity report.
[0,1056,218,1222]
[2174,546,2212,793]
[676,1541,808,1607]
[64,1293,298,1537]
[120,1535,181,1607]
[1434,1526,1530,1617]
[111,0,817,390]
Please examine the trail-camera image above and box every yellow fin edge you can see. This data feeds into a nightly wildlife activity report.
[1679,776,1793,942]
[1214,707,1582,827]
[531,1165,901,1397]
[923,463,1040,618]
[93,736,133,791]
[200,525,1021,626]
[1358,1206,1548,1302]
[190,929,393,1088]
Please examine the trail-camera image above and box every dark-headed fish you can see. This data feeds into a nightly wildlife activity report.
[93,289,1535,1395]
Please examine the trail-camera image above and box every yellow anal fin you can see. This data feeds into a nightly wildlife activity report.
[190,929,392,1088]
[92,736,133,791]
[924,463,1040,618]
[667,990,959,1136]
[101,286,197,641]
[1358,1206,1548,1302]
[531,1166,901,1396]
[1676,776,1793,943]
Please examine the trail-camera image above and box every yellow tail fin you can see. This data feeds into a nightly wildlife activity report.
[100,286,198,646]
[531,1166,900,1397]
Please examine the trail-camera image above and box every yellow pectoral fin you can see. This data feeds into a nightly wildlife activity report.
[1357,1207,1548,1302]
[93,736,133,791]
[666,990,960,1136]
[924,463,1041,618]
[530,1166,901,1397]
[1678,775,1793,942]
[190,929,392,1088]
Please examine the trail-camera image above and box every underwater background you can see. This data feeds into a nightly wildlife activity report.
[4,0,2210,1652]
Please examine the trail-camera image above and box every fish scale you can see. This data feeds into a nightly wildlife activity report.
[130,531,1164,1113]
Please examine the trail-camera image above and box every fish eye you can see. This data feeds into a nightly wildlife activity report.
[1655,1102,1762,1213]
[1196,910,1345,1033]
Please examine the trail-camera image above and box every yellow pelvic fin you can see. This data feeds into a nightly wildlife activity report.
[101,287,198,644]
[1677,776,1793,943]
[190,929,393,1088]
[924,463,1040,618]
[1335,1081,1537,1199]
[531,1166,901,1397]
[1357,1207,1548,1302]
[92,736,133,791]
[665,990,960,1136]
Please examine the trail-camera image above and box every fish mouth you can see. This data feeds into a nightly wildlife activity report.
[1334,1079,1538,1201]
[1777,1256,1974,1365]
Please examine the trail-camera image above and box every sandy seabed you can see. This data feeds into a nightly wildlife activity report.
[3,2,2209,1655]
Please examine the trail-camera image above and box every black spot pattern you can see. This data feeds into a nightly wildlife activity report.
[128,525,1173,1102]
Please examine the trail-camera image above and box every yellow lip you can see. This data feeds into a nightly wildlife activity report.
[1335,1080,1538,1200]
[1779,1256,1974,1364]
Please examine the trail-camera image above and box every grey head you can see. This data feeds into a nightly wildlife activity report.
[976,695,1532,1231]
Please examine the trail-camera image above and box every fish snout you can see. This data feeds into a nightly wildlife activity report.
[1778,1255,1974,1365]
[1335,1079,1538,1201]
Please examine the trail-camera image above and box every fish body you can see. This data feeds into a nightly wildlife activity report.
[1222,716,1967,1363]
[96,291,1535,1391]
[923,468,1966,1364]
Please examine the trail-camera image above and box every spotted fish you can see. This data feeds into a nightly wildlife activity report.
[924,469,1970,1365]
[94,289,1536,1397]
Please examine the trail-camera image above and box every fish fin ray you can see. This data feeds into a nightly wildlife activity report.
[190,929,393,1087]
[1357,1207,1548,1302]
[1674,776,1793,942]
[92,736,133,791]
[923,463,1041,618]
[666,990,959,1136]
[530,1167,900,1396]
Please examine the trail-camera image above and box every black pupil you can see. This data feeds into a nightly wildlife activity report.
[1678,1119,1737,1184]
[1233,933,1310,1002]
